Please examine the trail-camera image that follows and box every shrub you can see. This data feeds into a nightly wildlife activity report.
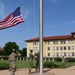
[43,61,60,68]
[54,57,62,62]
[66,57,75,62]
[0,62,9,70]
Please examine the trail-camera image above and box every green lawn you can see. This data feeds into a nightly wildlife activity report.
[54,61,75,68]
[0,60,75,69]
[0,60,36,69]
[16,61,36,68]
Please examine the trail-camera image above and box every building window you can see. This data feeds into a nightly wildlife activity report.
[61,40,66,44]
[68,46,71,50]
[60,46,63,50]
[48,47,50,50]
[72,46,74,50]
[64,52,66,56]
[68,52,71,56]
[56,46,59,50]
[68,40,74,44]
[33,41,38,45]
[64,46,66,50]
[48,53,50,56]
[60,52,63,56]
[56,52,59,56]
[53,46,55,50]
[72,52,74,56]
[53,40,58,44]
[53,52,56,56]
[48,41,50,45]
[33,47,38,51]
[29,47,32,51]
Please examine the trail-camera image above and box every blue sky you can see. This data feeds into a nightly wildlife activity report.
[0,0,75,49]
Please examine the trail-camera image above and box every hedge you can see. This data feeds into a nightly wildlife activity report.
[66,57,75,62]
[0,61,9,70]
[54,57,62,62]
[43,61,60,68]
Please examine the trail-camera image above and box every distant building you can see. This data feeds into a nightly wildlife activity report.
[25,32,75,58]
[0,47,3,51]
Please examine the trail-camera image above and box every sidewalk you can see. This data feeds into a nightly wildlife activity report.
[66,66,75,70]
[0,67,75,75]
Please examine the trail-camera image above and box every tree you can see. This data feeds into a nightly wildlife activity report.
[3,42,19,55]
[0,51,3,56]
[21,48,27,57]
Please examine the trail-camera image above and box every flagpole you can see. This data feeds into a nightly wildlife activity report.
[39,0,43,74]
[20,4,22,15]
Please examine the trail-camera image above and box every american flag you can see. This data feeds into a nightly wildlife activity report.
[0,6,24,30]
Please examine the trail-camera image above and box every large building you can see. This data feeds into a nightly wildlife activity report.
[25,32,75,58]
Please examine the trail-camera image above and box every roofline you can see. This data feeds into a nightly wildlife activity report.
[25,32,75,42]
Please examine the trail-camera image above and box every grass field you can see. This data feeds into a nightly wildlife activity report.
[0,60,36,69]
[54,61,75,68]
[0,60,75,68]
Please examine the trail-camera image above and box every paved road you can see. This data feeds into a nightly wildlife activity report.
[0,66,75,75]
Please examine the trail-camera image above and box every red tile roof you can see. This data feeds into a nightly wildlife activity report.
[25,32,75,42]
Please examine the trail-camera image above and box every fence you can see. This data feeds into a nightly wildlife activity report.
[0,56,55,61]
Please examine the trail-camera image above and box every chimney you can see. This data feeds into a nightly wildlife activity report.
[71,32,75,38]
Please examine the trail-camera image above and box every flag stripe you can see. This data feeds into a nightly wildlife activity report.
[0,6,24,30]
[0,15,24,25]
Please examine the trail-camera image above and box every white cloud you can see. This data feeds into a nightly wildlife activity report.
[0,1,5,19]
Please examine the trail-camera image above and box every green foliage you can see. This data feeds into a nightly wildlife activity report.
[16,60,36,68]
[17,49,22,55]
[21,48,27,57]
[0,42,27,56]
[43,61,60,68]
[0,61,9,70]
[1,60,75,69]
[54,57,62,62]
[17,48,27,57]
[66,57,75,62]
[64,62,75,68]
[3,42,19,55]
[0,51,3,55]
